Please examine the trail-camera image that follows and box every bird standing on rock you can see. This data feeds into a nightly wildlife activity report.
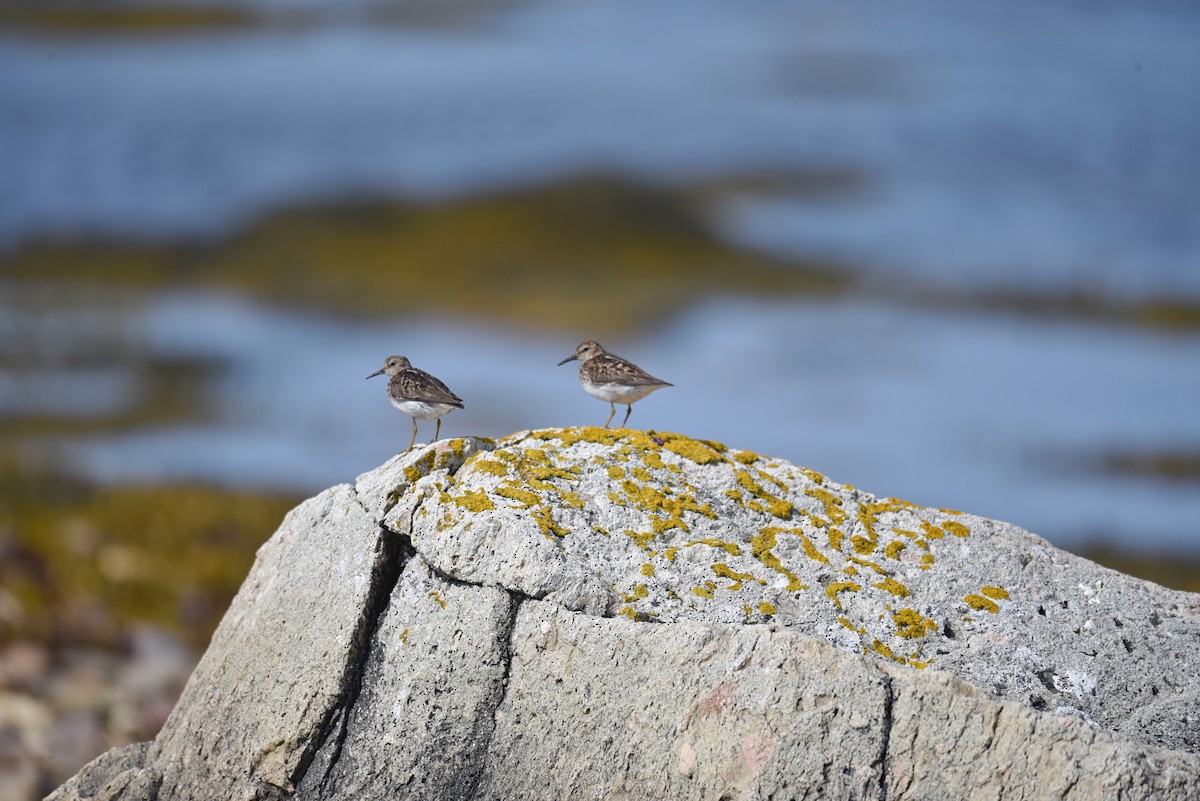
[558,340,672,429]
[367,355,464,452]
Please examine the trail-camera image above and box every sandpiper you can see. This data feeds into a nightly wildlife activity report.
[557,340,672,429]
[367,355,464,452]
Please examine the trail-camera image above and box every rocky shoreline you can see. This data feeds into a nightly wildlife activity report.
[46,430,1200,800]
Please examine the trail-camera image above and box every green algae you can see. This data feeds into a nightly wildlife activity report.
[0,457,298,651]
[0,4,263,35]
[1,176,847,335]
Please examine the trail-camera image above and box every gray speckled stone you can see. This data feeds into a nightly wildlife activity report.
[47,430,1200,801]
[400,429,1200,747]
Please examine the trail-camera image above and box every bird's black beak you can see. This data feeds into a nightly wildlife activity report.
[366,369,384,379]
[557,355,577,366]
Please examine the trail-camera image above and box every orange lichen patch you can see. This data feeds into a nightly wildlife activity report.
[607,465,626,480]
[631,466,654,482]
[797,532,830,564]
[732,450,759,464]
[464,457,510,477]
[942,520,971,538]
[663,547,679,562]
[495,485,539,509]
[427,590,447,609]
[847,555,888,575]
[964,593,999,614]
[640,563,655,577]
[939,508,964,515]
[758,601,777,616]
[980,585,1009,600]
[734,470,793,519]
[871,640,898,661]
[850,535,876,555]
[403,450,437,483]
[892,608,938,639]
[684,537,742,556]
[826,527,845,550]
[755,468,790,494]
[534,506,569,539]
[529,426,625,448]
[620,583,650,602]
[872,577,911,598]
[805,487,847,525]
[919,553,935,570]
[624,529,656,552]
[612,474,716,538]
[825,581,861,611]
[838,616,865,634]
[920,521,945,540]
[448,488,495,512]
[557,490,586,509]
[642,449,667,470]
[712,563,759,591]
[664,437,725,465]
[724,489,745,503]
[884,540,906,560]
[800,467,825,485]
[751,528,806,591]
[692,582,716,599]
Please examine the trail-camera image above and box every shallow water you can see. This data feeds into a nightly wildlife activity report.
[3,0,1199,299]
[30,290,1194,554]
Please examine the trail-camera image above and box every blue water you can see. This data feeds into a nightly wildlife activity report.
[3,0,1198,299]
[19,290,1192,553]
[2,0,1199,552]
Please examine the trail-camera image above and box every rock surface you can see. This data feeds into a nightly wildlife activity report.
[48,429,1200,800]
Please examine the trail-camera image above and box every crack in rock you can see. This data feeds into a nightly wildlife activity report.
[291,524,412,794]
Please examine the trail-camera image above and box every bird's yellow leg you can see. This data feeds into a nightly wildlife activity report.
[622,404,633,428]
[407,419,418,452]
[604,403,616,429]
[435,418,442,441]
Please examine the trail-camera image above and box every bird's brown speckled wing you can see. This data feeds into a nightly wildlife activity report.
[584,354,671,387]
[390,368,465,407]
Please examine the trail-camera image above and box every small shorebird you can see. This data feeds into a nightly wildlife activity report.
[558,340,672,429]
[367,355,464,451]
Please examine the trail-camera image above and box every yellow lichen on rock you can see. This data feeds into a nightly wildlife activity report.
[750,528,806,591]
[964,593,1000,614]
[825,581,861,611]
[892,608,938,639]
[711,562,759,591]
[872,577,911,598]
[448,488,495,512]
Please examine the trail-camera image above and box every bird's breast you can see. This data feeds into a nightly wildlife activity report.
[390,399,457,420]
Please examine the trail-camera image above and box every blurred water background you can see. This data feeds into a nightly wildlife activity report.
[1,0,1199,794]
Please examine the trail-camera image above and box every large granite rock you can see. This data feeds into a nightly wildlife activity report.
[48,429,1200,801]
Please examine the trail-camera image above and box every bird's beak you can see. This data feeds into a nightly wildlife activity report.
[366,369,384,379]
[557,355,577,366]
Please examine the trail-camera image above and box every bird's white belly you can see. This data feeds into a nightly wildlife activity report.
[582,380,662,405]
[391,399,455,421]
